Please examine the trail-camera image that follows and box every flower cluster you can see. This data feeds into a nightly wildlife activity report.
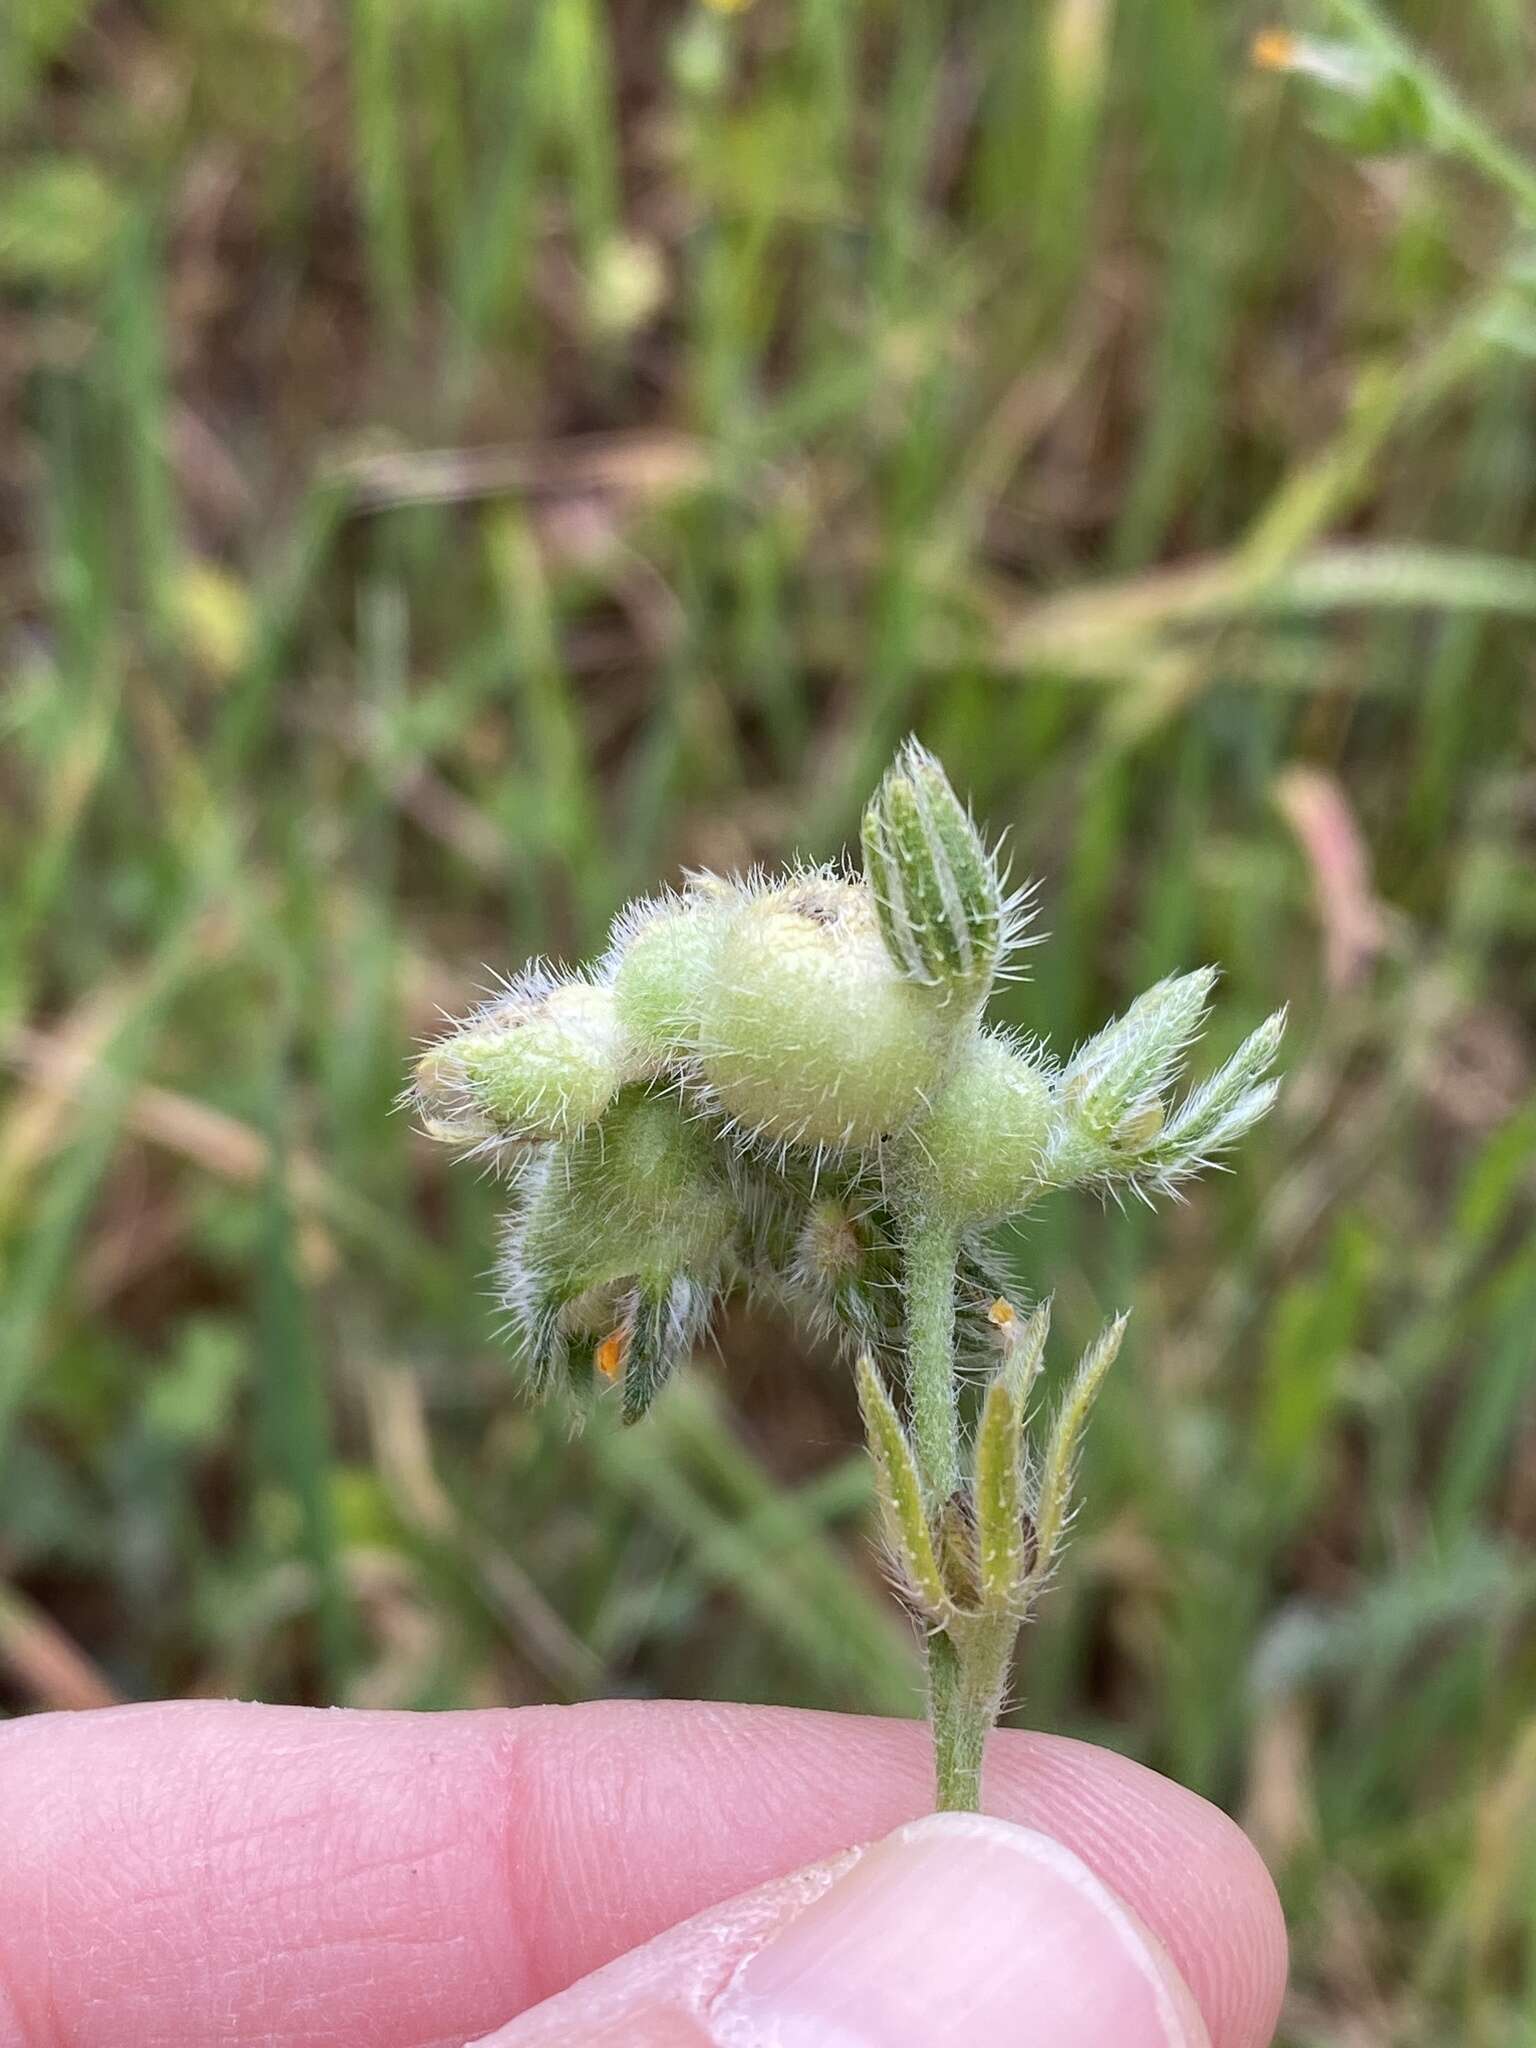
[412,740,1284,1812]
[411,741,1283,1427]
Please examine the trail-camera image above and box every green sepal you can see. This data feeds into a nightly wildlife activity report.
[973,1373,1027,1611]
[619,1276,704,1425]
[855,1352,952,1623]
[1030,1312,1129,1582]
[1142,1009,1286,1170]
[521,1285,576,1400]
[993,1295,1051,1406]
[1059,970,1217,1140]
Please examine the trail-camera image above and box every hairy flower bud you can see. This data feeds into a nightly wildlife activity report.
[694,871,949,1152]
[743,1163,1022,1372]
[1038,979,1284,1197]
[787,1190,904,1358]
[861,740,1008,999]
[500,1087,740,1418]
[412,971,634,1147]
[896,1031,1054,1223]
[1061,968,1217,1137]
[606,885,729,1069]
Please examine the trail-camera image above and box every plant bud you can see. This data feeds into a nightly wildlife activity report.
[413,972,634,1147]
[788,1190,905,1360]
[694,871,949,1151]
[896,1031,1054,1222]
[1053,968,1217,1160]
[1039,984,1284,1197]
[861,740,1006,998]
[606,885,729,1069]
[499,1087,741,1418]
[751,1167,1022,1370]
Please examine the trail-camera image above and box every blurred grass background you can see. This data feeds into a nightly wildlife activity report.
[3,0,1535,2040]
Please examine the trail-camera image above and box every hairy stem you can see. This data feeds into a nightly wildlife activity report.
[926,1632,978,1810]
[903,1211,961,1505]
[928,1618,1018,1811]
[902,1210,1015,1812]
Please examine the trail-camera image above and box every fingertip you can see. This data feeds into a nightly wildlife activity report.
[0,1699,1286,2048]
[985,1729,1288,2048]
[717,1811,1211,2047]
[507,1704,1286,2047]
[480,1811,1213,2047]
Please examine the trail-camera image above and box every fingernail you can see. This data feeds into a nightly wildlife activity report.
[712,1812,1209,2047]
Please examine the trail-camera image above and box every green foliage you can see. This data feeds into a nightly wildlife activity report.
[0,159,124,289]
[3,0,1535,2031]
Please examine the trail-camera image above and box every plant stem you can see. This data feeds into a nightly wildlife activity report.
[928,1619,1017,1811]
[903,1209,1013,1812]
[903,1210,961,1505]
[927,1631,983,1810]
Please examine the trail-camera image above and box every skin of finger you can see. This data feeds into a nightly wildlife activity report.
[468,1849,860,2046]
[0,1699,1285,2048]
[471,1819,1211,2048]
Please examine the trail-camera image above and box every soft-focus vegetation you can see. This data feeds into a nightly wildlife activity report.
[2,3,1534,2040]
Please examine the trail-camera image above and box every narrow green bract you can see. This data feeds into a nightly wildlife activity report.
[856,1352,953,1623]
[973,1375,1026,1609]
[1029,1314,1129,1586]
